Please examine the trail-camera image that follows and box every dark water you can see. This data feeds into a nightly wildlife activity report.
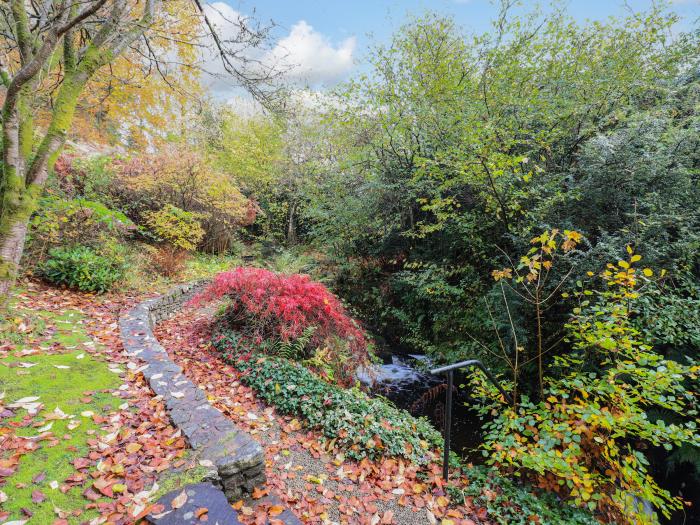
[360,352,700,525]
[358,353,486,462]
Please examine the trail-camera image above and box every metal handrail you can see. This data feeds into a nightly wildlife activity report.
[430,359,513,481]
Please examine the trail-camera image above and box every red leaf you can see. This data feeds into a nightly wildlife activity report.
[73,457,90,470]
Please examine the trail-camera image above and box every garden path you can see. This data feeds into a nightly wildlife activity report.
[154,303,487,525]
[1,283,487,524]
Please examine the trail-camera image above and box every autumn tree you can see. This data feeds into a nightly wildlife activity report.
[0,0,280,299]
[72,0,205,147]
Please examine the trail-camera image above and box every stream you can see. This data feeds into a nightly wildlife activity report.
[358,352,486,463]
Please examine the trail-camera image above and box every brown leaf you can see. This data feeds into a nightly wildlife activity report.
[83,488,101,502]
[171,490,188,509]
[73,457,90,470]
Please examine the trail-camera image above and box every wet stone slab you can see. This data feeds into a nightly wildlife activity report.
[146,482,243,524]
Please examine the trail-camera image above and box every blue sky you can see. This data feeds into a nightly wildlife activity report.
[206,0,699,97]
[239,0,698,44]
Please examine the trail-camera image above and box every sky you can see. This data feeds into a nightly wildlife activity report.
[206,0,700,100]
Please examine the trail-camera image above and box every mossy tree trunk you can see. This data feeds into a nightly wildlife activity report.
[0,0,158,301]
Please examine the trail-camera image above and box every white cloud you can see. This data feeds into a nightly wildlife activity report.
[200,3,356,98]
[266,21,356,86]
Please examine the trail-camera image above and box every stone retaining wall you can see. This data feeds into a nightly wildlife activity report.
[119,281,266,500]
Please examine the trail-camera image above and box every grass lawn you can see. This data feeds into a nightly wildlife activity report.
[1,305,120,524]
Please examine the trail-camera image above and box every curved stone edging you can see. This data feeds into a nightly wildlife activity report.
[119,281,266,501]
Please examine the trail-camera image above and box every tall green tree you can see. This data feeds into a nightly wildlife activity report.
[303,6,697,363]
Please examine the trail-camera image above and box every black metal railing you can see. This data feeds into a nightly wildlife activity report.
[429,359,513,481]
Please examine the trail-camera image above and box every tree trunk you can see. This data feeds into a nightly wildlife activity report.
[287,202,297,245]
[0,76,81,302]
[0,209,30,298]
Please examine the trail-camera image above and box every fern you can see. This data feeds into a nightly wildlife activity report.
[276,325,317,360]
[302,346,336,382]
[666,443,700,481]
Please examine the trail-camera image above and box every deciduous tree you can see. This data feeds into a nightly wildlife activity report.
[0,0,279,299]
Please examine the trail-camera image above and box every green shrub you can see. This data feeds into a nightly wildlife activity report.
[451,466,597,525]
[40,246,126,293]
[211,327,442,463]
[28,196,134,264]
[476,249,700,524]
[143,204,205,252]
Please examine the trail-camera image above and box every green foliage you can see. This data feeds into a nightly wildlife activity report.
[265,248,318,276]
[293,5,700,375]
[476,250,700,524]
[53,154,118,206]
[144,204,205,252]
[451,466,597,525]
[27,196,133,263]
[261,325,317,361]
[39,246,126,293]
[632,275,700,358]
[212,328,442,463]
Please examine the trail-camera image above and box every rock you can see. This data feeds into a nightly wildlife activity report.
[146,482,243,524]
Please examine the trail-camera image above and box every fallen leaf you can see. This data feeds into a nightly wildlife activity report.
[171,490,188,509]
[251,486,269,499]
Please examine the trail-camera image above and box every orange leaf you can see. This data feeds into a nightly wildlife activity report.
[252,486,269,499]
[269,505,284,516]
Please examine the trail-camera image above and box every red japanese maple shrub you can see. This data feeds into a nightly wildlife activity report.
[193,268,371,373]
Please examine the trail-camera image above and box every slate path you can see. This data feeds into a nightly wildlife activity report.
[147,484,303,524]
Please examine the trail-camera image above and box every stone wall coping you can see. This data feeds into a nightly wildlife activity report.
[118,280,266,501]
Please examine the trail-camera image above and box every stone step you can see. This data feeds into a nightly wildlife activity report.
[147,482,242,524]
[147,483,303,525]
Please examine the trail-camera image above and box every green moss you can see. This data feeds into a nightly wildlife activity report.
[0,307,120,524]
[149,465,211,501]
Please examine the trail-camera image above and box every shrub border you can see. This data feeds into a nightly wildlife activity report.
[211,327,444,464]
